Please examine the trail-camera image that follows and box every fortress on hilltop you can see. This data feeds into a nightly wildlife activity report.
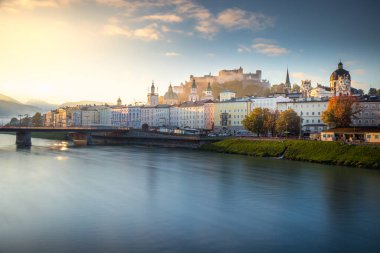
[187,67,269,87]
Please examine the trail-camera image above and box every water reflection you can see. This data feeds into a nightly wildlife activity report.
[0,134,380,253]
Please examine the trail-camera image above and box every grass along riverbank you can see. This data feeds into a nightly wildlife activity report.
[201,138,380,169]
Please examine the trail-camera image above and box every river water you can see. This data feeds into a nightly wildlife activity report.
[0,134,380,253]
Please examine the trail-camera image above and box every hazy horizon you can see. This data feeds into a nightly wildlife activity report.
[1,0,380,104]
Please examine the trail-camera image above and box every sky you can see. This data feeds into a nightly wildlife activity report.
[0,0,379,104]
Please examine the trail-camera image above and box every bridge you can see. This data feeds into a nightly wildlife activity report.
[0,126,129,147]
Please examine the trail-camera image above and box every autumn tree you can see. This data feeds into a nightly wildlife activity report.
[264,110,279,137]
[321,96,361,128]
[291,84,301,93]
[32,112,43,126]
[242,108,271,137]
[276,109,301,136]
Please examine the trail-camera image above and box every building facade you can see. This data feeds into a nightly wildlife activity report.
[214,100,251,131]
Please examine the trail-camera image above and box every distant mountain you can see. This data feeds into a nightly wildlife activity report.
[61,101,110,107]
[0,100,40,118]
[26,99,58,112]
[0,93,42,119]
[0,93,22,104]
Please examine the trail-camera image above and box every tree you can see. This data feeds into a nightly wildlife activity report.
[265,110,279,137]
[32,112,43,126]
[377,89,380,95]
[242,108,271,137]
[368,88,377,96]
[8,117,18,126]
[321,96,361,128]
[291,84,301,93]
[276,109,300,136]
[142,123,149,131]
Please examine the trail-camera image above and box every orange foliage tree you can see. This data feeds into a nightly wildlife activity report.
[322,96,361,128]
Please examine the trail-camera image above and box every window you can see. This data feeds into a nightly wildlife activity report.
[367,134,371,139]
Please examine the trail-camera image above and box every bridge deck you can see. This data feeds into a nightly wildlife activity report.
[0,127,129,133]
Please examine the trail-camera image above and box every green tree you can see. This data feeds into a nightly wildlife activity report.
[31,112,43,126]
[322,96,360,128]
[276,109,300,136]
[8,117,18,126]
[242,107,271,137]
[368,88,377,95]
[142,123,149,131]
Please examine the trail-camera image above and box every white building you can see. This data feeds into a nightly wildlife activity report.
[276,98,329,133]
[81,109,100,126]
[309,86,334,98]
[220,90,236,102]
[251,96,290,111]
[99,107,112,126]
[140,105,170,128]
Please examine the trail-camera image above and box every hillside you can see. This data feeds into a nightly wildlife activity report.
[61,100,110,107]
[178,80,270,102]
[26,99,58,112]
[0,93,22,104]
[0,100,40,118]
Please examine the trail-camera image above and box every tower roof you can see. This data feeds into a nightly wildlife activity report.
[285,68,291,87]
[330,62,351,81]
[207,81,212,91]
[192,78,197,88]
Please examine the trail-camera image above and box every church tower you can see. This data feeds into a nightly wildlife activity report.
[202,81,214,100]
[285,68,291,93]
[189,79,199,102]
[117,97,122,106]
[147,81,159,106]
[330,61,351,96]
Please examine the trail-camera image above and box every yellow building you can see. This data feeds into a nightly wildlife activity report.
[321,128,380,143]
[214,100,251,131]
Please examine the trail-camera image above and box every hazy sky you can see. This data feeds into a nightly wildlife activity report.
[0,0,379,104]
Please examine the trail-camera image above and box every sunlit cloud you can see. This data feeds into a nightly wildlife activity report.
[217,8,274,31]
[143,14,183,23]
[0,0,76,11]
[103,19,161,41]
[165,52,181,57]
[251,38,288,56]
[354,69,366,75]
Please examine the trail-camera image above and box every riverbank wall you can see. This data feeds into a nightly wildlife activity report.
[91,131,223,148]
[201,138,380,169]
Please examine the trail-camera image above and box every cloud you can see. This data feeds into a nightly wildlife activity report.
[237,45,252,53]
[103,21,160,41]
[351,80,370,91]
[0,0,75,11]
[291,72,307,80]
[216,8,274,31]
[251,39,288,56]
[165,52,180,57]
[1,0,275,41]
[354,69,366,75]
[143,14,183,23]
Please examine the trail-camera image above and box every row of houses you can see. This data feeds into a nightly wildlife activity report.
[42,95,380,134]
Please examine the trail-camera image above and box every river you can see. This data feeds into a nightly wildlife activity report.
[0,134,380,253]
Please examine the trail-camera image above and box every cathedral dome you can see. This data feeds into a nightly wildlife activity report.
[330,62,351,81]
[164,84,178,100]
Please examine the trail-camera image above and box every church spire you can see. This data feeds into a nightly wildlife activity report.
[285,67,291,87]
